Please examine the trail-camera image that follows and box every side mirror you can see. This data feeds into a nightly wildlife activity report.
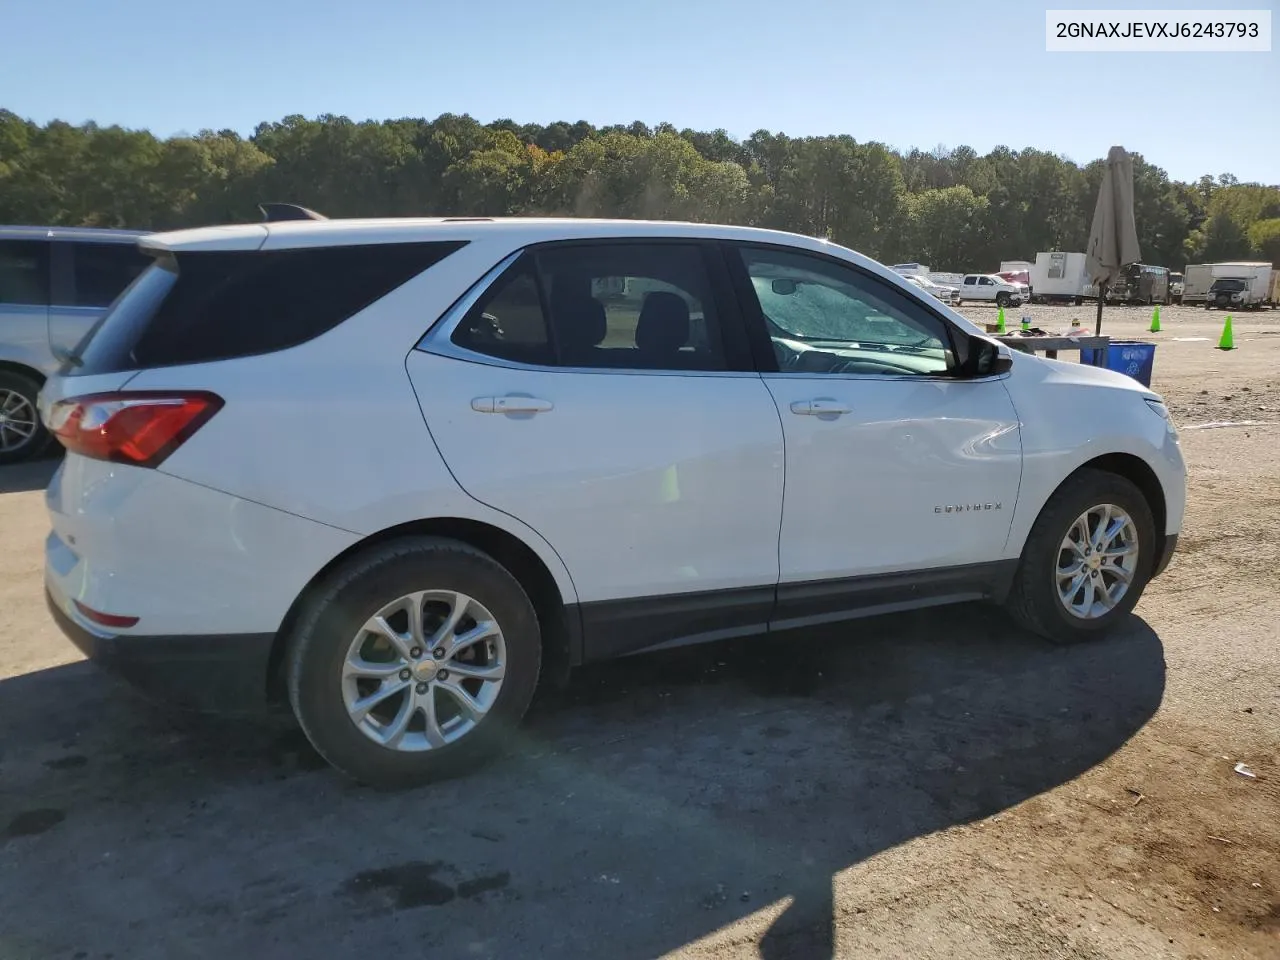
[963,335,1014,378]
[771,278,799,296]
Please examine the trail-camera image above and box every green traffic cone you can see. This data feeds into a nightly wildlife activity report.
[996,306,1006,333]
[1217,314,1235,350]
[1149,305,1161,333]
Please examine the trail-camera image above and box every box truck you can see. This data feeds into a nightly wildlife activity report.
[1184,262,1275,308]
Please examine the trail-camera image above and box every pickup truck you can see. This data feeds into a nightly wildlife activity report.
[958,274,1024,307]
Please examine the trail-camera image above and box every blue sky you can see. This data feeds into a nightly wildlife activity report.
[2,0,1276,183]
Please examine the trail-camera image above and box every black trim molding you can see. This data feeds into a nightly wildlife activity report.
[46,589,275,713]
[574,560,1018,662]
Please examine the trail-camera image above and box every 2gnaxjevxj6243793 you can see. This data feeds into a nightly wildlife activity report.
[38,215,1185,787]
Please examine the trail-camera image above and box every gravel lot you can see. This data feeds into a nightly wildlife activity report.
[1,303,1277,959]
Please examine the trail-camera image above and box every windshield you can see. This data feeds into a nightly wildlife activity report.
[1210,279,1246,291]
[753,276,943,347]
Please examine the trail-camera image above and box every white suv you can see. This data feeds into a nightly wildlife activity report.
[39,217,1185,787]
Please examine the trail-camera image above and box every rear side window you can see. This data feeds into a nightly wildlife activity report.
[450,242,726,372]
[70,241,151,307]
[453,257,554,366]
[0,240,51,306]
[68,241,466,375]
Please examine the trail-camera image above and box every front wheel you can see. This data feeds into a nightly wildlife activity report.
[0,370,52,465]
[1006,469,1156,644]
[286,537,542,787]
[996,292,1011,307]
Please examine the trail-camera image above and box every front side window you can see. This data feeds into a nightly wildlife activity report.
[451,243,726,372]
[979,276,993,286]
[70,241,152,308]
[0,240,51,306]
[735,245,954,377]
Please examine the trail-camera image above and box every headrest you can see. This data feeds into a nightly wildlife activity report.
[550,285,606,349]
[635,292,690,356]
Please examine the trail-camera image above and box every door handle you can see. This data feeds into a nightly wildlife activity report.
[471,396,554,414]
[790,399,851,417]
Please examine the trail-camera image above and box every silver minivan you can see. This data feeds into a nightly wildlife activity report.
[0,226,151,463]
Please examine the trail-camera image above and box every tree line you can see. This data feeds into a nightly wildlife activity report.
[2,109,1278,271]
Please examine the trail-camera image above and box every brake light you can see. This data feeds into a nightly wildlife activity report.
[48,391,223,467]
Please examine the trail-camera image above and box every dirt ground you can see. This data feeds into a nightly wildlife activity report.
[0,302,1276,960]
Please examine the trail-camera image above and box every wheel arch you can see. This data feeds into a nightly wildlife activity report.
[0,360,46,386]
[266,517,580,703]
[1028,452,1168,562]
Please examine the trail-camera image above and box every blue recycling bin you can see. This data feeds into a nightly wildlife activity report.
[1080,339,1157,387]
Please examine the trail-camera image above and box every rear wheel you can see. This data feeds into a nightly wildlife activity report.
[1006,469,1156,644]
[287,537,542,787]
[0,370,51,465]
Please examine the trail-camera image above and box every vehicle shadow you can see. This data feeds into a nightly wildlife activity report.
[0,454,59,495]
[0,604,1164,960]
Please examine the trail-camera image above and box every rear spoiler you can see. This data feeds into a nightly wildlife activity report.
[258,203,328,222]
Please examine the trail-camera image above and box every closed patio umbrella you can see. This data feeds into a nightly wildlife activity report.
[1086,146,1141,335]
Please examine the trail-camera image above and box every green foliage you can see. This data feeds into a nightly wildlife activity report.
[1247,218,1280,266]
[1,109,1276,272]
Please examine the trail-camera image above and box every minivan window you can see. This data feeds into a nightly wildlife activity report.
[0,240,51,306]
[66,241,467,375]
[71,241,152,308]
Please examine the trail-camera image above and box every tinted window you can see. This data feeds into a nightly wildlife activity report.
[0,240,51,306]
[452,243,726,372]
[537,244,723,371]
[68,241,465,375]
[736,245,954,377]
[452,257,553,366]
[70,241,151,307]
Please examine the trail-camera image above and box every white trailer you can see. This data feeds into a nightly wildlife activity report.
[1000,260,1034,273]
[1029,252,1097,304]
[891,263,931,277]
[1181,264,1213,305]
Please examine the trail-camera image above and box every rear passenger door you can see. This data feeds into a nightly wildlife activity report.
[0,239,52,372]
[48,241,151,359]
[407,241,785,660]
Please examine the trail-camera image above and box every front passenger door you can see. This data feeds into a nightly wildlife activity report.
[725,243,1022,617]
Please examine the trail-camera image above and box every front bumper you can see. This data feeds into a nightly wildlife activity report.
[46,583,275,714]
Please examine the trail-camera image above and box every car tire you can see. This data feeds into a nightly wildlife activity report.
[0,369,52,465]
[1006,469,1156,645]
[286,536,542,788]
[996,292,1010,308]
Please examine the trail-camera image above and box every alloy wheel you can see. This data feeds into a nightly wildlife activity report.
[1055,504,1141,619]
[0,389,38,453]
[341,590,506,751]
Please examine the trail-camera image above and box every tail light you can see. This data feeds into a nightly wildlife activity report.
[48,391,223,468]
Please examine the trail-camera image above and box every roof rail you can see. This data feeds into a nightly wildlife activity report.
[258,203,328,223]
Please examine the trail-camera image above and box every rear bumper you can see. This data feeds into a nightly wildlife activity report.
[46,584,275,713]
